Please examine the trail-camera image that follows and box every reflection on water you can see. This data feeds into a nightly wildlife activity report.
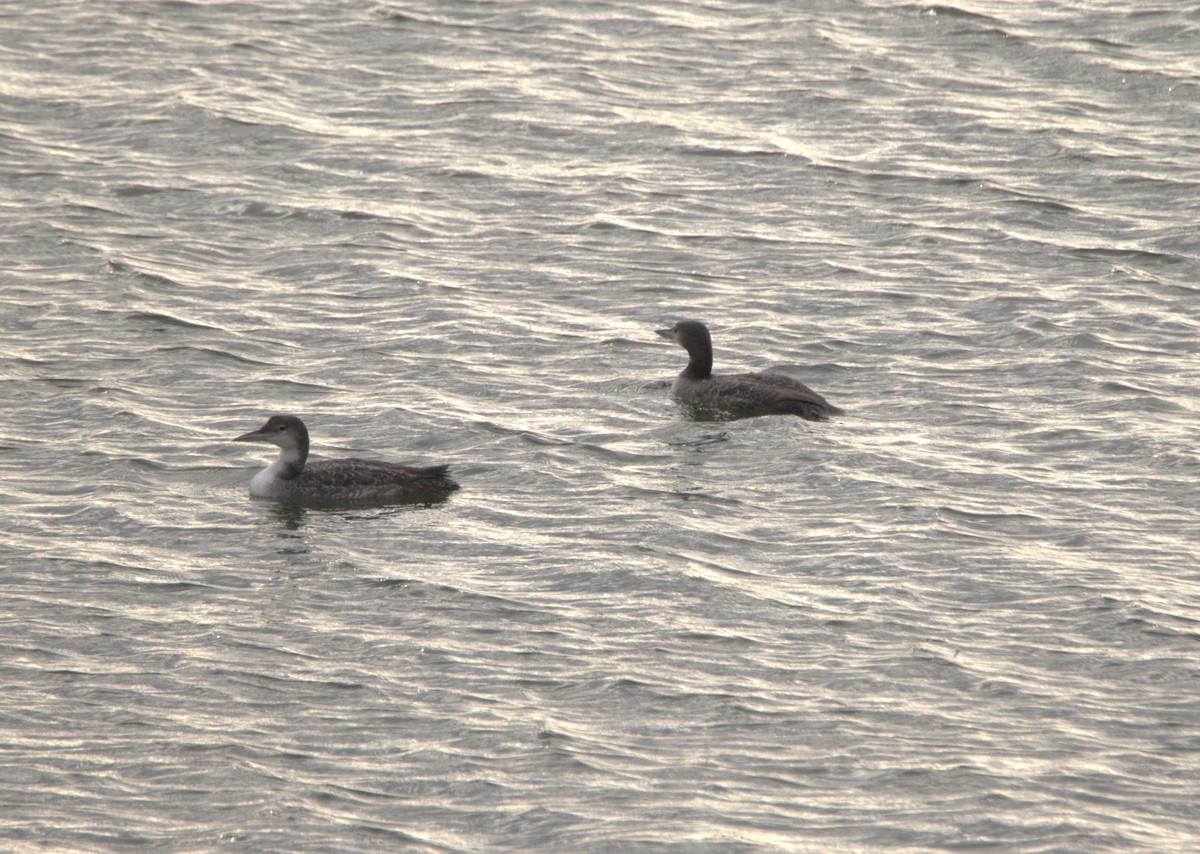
[269,501,309,532]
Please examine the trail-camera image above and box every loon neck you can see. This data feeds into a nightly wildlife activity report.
[274,442,307,481]
[684,349,712,380]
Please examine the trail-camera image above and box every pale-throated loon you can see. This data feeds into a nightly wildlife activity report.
[233,414,459,505]
[656,320,842,420]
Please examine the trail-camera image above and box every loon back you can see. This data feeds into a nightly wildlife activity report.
[674,370,843,421]
[297,459,459,502]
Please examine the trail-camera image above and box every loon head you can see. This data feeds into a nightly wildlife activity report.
[656,319,713,378]
[657,319,711,348]
[234,414,310,461]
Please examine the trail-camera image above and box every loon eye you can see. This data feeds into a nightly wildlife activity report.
[278,425,287,431]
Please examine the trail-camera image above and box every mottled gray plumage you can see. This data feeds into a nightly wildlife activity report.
[656,320,842,421]
[233,414,459,505]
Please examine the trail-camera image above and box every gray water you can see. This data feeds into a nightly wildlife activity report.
[2,1,1199,850]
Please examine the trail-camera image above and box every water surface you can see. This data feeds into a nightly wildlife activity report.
[2,1,1198,850]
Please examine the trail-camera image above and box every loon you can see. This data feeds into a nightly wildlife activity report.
[656,320,842,420]
[233,414,459,505]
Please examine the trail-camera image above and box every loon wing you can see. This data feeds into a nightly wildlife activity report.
[302,459,457,490]
[712,372,843,419]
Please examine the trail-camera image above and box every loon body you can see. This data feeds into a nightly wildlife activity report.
[657,320,842,420]
[233,414,459,505]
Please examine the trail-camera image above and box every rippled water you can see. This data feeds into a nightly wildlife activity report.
[2,1,1199,850]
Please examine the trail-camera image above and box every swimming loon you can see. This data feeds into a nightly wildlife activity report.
[233,414,459,504]
[656,320,842,420]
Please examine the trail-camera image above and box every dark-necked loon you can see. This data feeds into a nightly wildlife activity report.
[233,414,459,504]
[656,320,842,420]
